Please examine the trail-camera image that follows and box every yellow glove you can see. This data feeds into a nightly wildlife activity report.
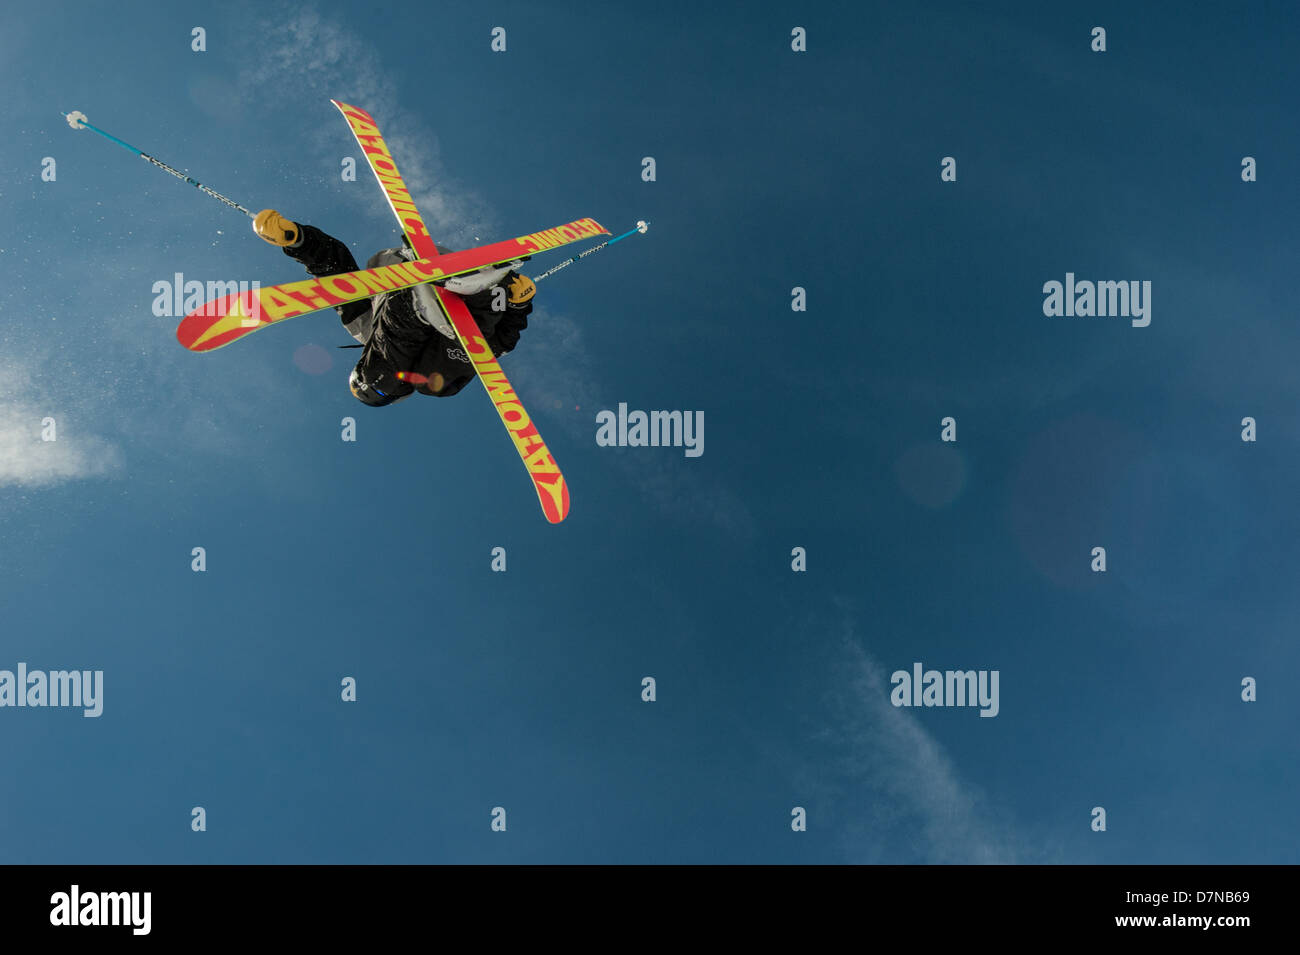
[253,209,301,247]
[507,272,535,305]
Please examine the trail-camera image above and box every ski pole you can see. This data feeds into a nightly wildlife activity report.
[532,220,649,283]
[62,109,255,218]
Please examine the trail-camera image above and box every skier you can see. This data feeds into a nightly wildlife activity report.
[251,209,536,407]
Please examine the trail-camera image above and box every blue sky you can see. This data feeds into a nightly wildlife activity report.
[0,0,1297,863]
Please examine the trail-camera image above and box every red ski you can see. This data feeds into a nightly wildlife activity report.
[332,99,572,523]
[176,215,607,352]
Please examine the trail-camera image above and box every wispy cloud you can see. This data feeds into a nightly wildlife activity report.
[823,635,1024,863]
[760,606,1044,865]
[236,8,492,247]
[0,398,123,487]
[695,602,1038,863]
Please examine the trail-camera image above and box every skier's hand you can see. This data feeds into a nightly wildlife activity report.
[253,209,302,247]
[492,309,529,355]
[506,272,535,304]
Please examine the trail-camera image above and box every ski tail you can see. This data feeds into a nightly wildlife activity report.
[426,218,610,278]
[332,99,607,266]
[338,100,571,524]
[331,100,440,261]
[175,257,443,352]
[433,286,570,523]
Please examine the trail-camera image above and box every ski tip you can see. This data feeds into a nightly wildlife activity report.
[536,476,570,524]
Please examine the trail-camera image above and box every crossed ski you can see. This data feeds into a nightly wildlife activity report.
[174,217,607,351]
[178,100,602,523]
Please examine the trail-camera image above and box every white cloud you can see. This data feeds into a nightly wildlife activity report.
[0,400,123,487]
[828,637,1021,863]
[758,610,1052,865]
[236,8,491,247]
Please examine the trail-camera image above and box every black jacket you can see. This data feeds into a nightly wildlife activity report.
[286,225,531,402]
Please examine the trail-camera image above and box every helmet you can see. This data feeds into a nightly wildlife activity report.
[349,365,412,407]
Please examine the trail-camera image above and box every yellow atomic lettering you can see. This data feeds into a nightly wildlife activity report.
[259,286,306,321]
[498,401,532,431]
[524,445,559,474]
[290,283,334,312]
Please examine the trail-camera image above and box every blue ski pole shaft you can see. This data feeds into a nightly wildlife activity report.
[63,109,254,218]
[533,220,649,283]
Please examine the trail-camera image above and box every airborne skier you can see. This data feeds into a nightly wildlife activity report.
[251,208,537,407]
[65,101,645,522]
